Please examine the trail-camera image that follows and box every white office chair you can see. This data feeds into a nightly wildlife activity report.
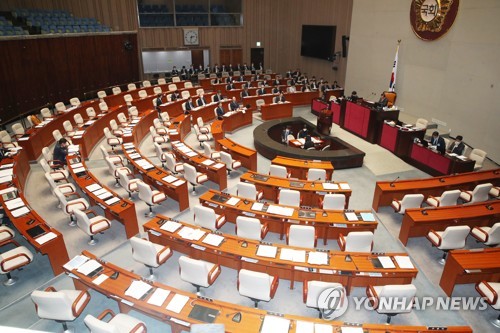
[164,152,184,174]
[0,131,17,149]
[196,88,205,95]
[99,102,109,113]
[426,189,461,208]
[193,125,210,148]
[117,168,140,199]
[54,187,90,226]
[320,194,346,210]
[235,216,268,241]
[153,87,162,95]
[366,284,417,323]
[137,180,167,217]
[427,225,471,264]
[127,83,137,91]
[63,120,76,137]
[117,112,129,127]
[44,172,76,202]
[469,148,487,170]
[287,225,317,248]
[104,156,129,187]
[55,101,66,114]
[69,97,81,107]
[31,287,91,332]
[0,226,15,244]
[269,164,290,178]
[138,90,148,99]
[86,107,97,119]
[128,106,139,120]
[103,127,123,151]
[179,256,221,295]
[160,112,171,127]
[238,269,279,308]
[40,158,69,181]
[490,186,500,199]
[194,205,226,231]
[42,147,64,170]
[172,76,181,83]
[203,142,220,160]
[236,182,263,201]
[0,240,34,286]
[40,107,52,119]
[391,194,424,214]
[255,99,265,111]
[168,83,177,92]
[109,119,123,136]
[220,151,241,175]
[278,189,301,207]
[338,231,374,253]
[184,82,193,89]
[475,281,500,328]
[99,145,123,165]
[307,168,326,181]
[459,183,493,204]
[181,90,190,100]
[26,115,35,128]
[84,309,147,333]
[130,236,172,279]
[149,126,168,144]
[303,281,345,318]
[74,208,111,245]
[73,113,84,127]
[112,86,122,95]
[196,117,210,134]
[415,118,428,129]
[470,222,500,246]
[11,123,24,138]
[52,129,71,144]
[97,90,107,100]
[183,163,208,193]
[153,118,168,136]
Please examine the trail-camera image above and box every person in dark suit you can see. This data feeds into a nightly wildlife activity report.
[184,97,195,114]
[272,78,280,86]
[155,93,163,113]
[171,66,179,76]
[272,86,280,94]
[213,90,224,102]
[53,138,69,164]
[226,82,234,90]
[274,92,286,103]
[281,125,292,144]
[213,77,222,84]
[180,66,188,80]
[303,135,315,150]
[229,97,239,111]
[241,88,250,98]
[447,135,465,155]
[257,86,266,95]
[332,81,341,89]
[170,90,180,101]
[297,125,308,139]
[215,102,225,120]
[188,65,195,75]
[197,93,207,107]
[378,92,389,107]
[429,131,446,154]
[349,91,359,102]
[225,76,233,84]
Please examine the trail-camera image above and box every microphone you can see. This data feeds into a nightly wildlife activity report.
[389,176,400,187]
[226,311,242,323]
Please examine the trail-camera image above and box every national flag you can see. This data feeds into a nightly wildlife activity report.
[388,43,400,92]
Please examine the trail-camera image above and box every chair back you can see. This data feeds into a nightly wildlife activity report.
[486,223,500,246]
[184,82,193,88]
[415,118,428,129]
[74,208,91,234]
[440,226,471,250]
[323,194,346,210]
[400,194,424,213]
[196,117,205,128]
[158,78,167,85]
[278,189,300,207]
[12,123,24,136]
[181,90,190,100]
[52,129,63,142]
[84,314,118,333]
[196,88,204,95]
[137,181,153,205]
[160,112,170,122]
[288,225,315,248]
[130,236,158,267]
[438,190,461,207]
[69,97,80,106]
[236,216,262,240]
[203,142,214,157]
[87,107,97,118]
[124,94,133,104]
[306,281,344,308]
[74,114,84,126]
[99,145,110,158]
[470,183,493,203]
[269,164,288,178]
[40,107,52,118]
[97,90,107,99]
[153,86,162,94]
[172,76,180,83]
[112,86,121,95]
[256,98,265,107]
[237,183,258,200]
[44,172,59,190]
[287,134,295,141]
[469,149,487,169]
[377,284,417,314]
[344,231,374,253]
[129,106,138,117]
[39,158,51,173]
[220,151,233,168]
[31,290,75,321]
[154,142,164,160]
[103,127,113,139]
[55,102,66,112]
[194,205,218,231]
[179,256,210,287]
[63,120,73,132]
[183,163,197,183]
[168,84,177,92]
[109,120,119,131]
[117,169,131,189]
[127,83,137,91]
[383,91,397,107]
[165,153,178,172]
[307,168,326,181]
[42,147,52,162]
[138,90,147,98]
[142,80,151,87]
[104,156,118,174]
[238,269,271,301]
[117,113,128,124]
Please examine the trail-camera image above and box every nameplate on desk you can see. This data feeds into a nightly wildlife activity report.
[241,256,259,263]
[211,194,229,203]
[148,230,161,237]
[464,269,482,274]
[252,174,269,182]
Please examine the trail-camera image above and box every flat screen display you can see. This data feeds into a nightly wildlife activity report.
[300,25,336,60]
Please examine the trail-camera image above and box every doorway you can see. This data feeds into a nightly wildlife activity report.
[251,48,264,68]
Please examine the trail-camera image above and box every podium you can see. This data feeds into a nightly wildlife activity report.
[317,108,333,135]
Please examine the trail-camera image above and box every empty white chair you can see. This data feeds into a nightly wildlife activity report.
[255,99,265,111]
[40,107,52,119]
[86,107,97,119]
[320,193,346,210]
[138,90,148,99]
[153,142,168,168]
[63,120,75,136]
[366,284,417,323]
[130,236,172,279]
[235,216,268,241]
[103,127,123,151]
[0,226,15,244]
[99,102,109,113]
[153,118,168,136]
[184,81,193,88]
[426,189,461,208]
[415,118,428,129]
[0,240,33,286]
[40,158,69,181]
[181,90,190,100]
[52,129,65,143]
[469,148,487,170]
[54,187,90,225]
[0,130,18,148]
[194,205,226,231]
[220,151,241,175]
[69,97,81,106]
[117,168,140,199]
[171,76,180,83]
[31,287,90,332]
[183,163,208,193]
[127,83,137,91]
[44,172,76,200]
[73,113,84,127]
[196,117,210,134]
[84,309,147,333]
[153,86,162,95]
[269,164,290,178]
[142,80,151,87]
[238,269,279,308]
[168,83,177,92]
[137,180,167,216]
[149,126,168,144]
[426,225,471,264]
[203,142,220,159]
[109,119,123,136]
[278,189,301,207]
[490,186,500,199]
[303,281,345,318]
[475,281,500,328]
[99,145,123,165]
[307,168,326,181]
[391,194,424,214]
[164,152,184,175]
[26,115,35,127]
[338,231,374,253]
[123,94,133,107]
[128,106,139,120]
[104,156,129,187]
[55,102,66,114]
[459,183,493,204]
[117,112,129,127]
[179,256,221,294]
[158,78,166,85]
[193,124,210,148]
[112,86,122,95]
[287,225,317,248]
[74,208,111,245]
[11,123,24,138]
[470,222,500,246]
[196,88,204,95]
[236,182,263,201]
[160,112,171,127]
[97,90,107,99]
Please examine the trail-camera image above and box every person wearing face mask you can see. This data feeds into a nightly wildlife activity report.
[447,135,465,155]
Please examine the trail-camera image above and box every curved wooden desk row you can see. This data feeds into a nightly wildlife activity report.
[440,248,500,297]
[272,156,335,180]
[215,137,257,172]
[240,171,351,208]
[145,216,409,292]
[399,201,500,245]
[66,154,139,238]
[243,91,320,109]
[67,251,469,333]
[0,149,69,275]
[199,189,377,244]
[372,168,500,211]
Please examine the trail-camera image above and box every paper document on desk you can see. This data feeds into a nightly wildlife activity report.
[172,180,185,187]
[97,191,113,200]
[178,227,206,241]
[256,245,278,258]
[0,163,14,169]
[0,168,13,178]
[202,159,215,166]
[307,251,328,265]
[92,188,108,196]
[213,163,225,169]
[360,213,375,221]
[77,259,102,276]
[147,288,170,307]
[341,327,363,333]
[377,256,396,269]
[166,294,190,313]
[339,183,350,190]
[267,205,294,217]
[186,151,198,157]
[322,183,339,190]
[105,197,120,205]
[163,175,178,183]
[295,321,314,333]
[86,183,101,192]
[314,324,333,333]
[251,202,264,211]
[35,232,57,245]
[125,280,153,300]
[5,197,25,210]
[160,220,182,233]
[0,175,13,184]
[261,315,290,333]
[0,186,17,195]
[394,256,414,269]
[344,212,358,221]
[11,206,30,217]
[226,197,240,206]
[202,233,225,247]
[63,255,89,271]
[92,274,109,286]
[72,167,86,174]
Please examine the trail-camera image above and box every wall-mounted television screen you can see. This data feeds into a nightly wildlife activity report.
[300,25,336,60]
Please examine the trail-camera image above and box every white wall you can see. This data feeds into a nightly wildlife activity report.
[346,0,500,162]
[142,50,193,73]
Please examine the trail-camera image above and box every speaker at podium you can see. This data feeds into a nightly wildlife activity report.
[317,108,333,135]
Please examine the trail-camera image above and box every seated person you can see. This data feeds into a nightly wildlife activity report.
[229,97,240,111]
[332,80,341,89]
[155,94,163,112]
[215,102,225,120]
[213,77,222,84]
[303,135,315,150]
[301,85,310,92]
[184,97,195,114]
[281,125,292,144]
[226,82,235,90]
[171,66,179,76]
[257,86,266,95]
[288,84,297,93]
[170,90,180,101]
[53,138,69,165]
[447,135,465,155]
[297,125,308,139]
[321,81,331,92]
[377,92,388,107]
[225,76,233,84]
[241,88,250,98]
[274,92,286,103]
[213,90,224,102]
[428,131,446,154]
[197,93,208,107]
[272,86,280,94]
[349,90,359,102]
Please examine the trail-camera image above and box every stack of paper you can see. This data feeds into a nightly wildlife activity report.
[202,233,225,247]
[377,256,396,269]
[251,202,264,211]
[166,294,189,313]
[178,227,206,241]
[295,321,314,333]
[267,205,294,217]
[11,206,30,217]
[86,183,102,192]
[322,183,339,190]
[213,163,225,169]
[260,316,290,333]
[125,280,153,300]
[307,251,328,265]
[341,327,363,333]
[394,256,415,269]
[344,212,358,221]
[339,183,350,190]
[315,324,333,333]
[256,245,278,258]
[226,197,240,206]
[160,220,182,233]
[63,255,89,271]
[202,159,215,166]
[162,175,178,183]
[147,288,170,306]
[77,259,102,276]
[360,213,375,221]
[35,232,57,245]
[279,248,306,263]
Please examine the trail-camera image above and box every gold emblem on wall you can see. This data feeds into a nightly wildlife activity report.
[410,0,460,41]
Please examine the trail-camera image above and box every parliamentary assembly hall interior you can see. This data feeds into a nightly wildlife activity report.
[0,0,498,332]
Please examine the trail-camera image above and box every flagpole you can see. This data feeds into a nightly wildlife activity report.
[389,40,401,92]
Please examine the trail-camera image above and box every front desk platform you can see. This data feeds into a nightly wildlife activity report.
[408,143,475,176]
[253,117,365,169]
